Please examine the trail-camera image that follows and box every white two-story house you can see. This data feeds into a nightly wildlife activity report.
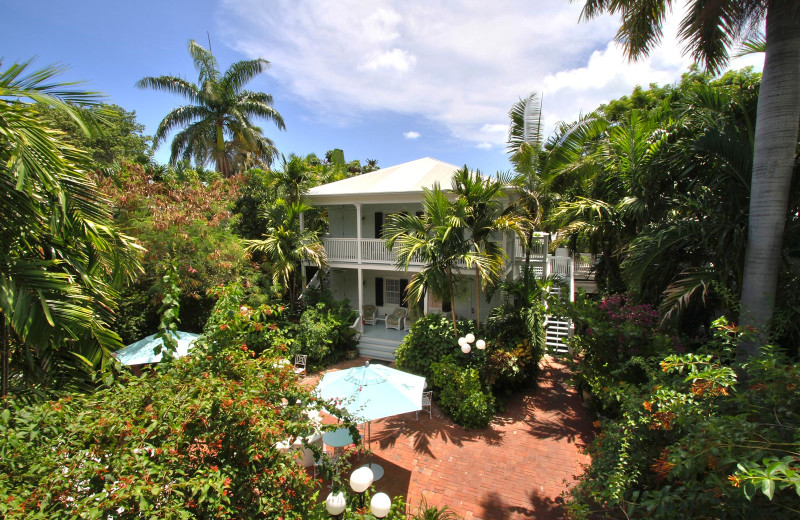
[306,157,593,360]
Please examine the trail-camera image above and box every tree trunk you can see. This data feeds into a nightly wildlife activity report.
[524,229,533,272]
[1,313,8,399]
[739,0,800,357]
[215,121,229,177]
[446,266,458,337]
[475,267,481,331]
[450,295,458,337]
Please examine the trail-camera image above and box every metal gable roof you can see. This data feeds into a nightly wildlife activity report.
[307,157,463,204]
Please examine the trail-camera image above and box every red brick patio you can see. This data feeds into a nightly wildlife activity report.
[303,355,594,520]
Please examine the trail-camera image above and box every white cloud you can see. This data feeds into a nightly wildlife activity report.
[403,130,420,139]
[359,48,417,72]
[476,142,493,149]
[220,0,763,149]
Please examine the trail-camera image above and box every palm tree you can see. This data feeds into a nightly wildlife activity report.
[270,154,317,206]
[245,200,327,311]
[384,184,478,336]
[622,80,761,321]
[574,0,800,356]
[451,166,515,330]
[506,92,601,274]
[0,60,141,396]
[552,109,668,292]
[137,40,285,177]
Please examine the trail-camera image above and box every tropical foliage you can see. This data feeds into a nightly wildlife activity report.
[137,40,285,177]
[245,199,328,310]
[384,185,472,335]
[0,60,141,397]
[395,306,545,428]
[546,69,800,350]
[575,0,800,355]
[35,102,152,168]
[95,161,247,341]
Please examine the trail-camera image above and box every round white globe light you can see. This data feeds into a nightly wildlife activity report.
[349,466,374,493]
[370,492,392,518]
[325,492,346,516]
[476,339,486,350]
[457,337,467,347]
[465,333,476,344]
[460,343,471,354]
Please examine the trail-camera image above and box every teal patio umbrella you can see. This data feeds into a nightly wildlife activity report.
[315,361,426,480]
[113,331,201,366]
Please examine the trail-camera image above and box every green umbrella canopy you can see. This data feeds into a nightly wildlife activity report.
[113,331,201,366]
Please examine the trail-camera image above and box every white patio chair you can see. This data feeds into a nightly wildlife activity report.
[294,354,307,376]
[362,305,377,326]
[385,307,408,330]
[416,391,432,419]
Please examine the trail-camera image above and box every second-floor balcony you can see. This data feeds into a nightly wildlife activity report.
[323,238,422,265]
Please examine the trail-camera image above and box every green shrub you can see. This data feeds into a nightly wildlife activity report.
[430,355,495,429]
[297,301,358,369]
[203,283,298,357]
[394,313,474,379]
[483,278,547,393]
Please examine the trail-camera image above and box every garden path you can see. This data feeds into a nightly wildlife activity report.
[302,355,594,520]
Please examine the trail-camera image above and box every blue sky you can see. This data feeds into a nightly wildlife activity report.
[3,0,763,175]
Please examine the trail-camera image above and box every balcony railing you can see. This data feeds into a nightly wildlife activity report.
[322,238,422,265]
[574,253,595,279]
[513,235,548,262]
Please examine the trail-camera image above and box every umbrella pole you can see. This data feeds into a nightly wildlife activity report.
[362,420,384,481]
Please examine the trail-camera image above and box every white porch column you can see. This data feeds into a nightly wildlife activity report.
[570,256,576,302]
[354,203,362,264]
[357,268,364,332]
[299,211,305,232]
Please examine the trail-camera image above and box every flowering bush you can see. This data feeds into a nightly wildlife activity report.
[0,338,347,518]
[565,320,800,519]
[563,293,679,415]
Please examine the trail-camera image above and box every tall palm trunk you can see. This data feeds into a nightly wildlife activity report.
[475,267,481,331]
[1,313,8,399]
[215,121,229,177]
[446,266,459,337]
[739,0,800,357]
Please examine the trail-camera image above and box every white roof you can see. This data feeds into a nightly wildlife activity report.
[307,157,463,204]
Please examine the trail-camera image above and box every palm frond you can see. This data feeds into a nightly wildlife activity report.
[507,92,543,155]
[135,76,200,103]
[222,59,270,94]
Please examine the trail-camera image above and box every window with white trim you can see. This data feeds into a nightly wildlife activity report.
[385,279,402,305]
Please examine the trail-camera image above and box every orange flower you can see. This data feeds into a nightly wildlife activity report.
[642,401,653,412]
[728,475,742,487]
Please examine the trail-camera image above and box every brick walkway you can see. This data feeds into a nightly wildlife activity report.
[303,356,594,519]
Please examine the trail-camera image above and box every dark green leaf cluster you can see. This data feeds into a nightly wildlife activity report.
[35,102,152,168]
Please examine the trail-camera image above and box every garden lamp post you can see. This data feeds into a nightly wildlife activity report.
[326,466,392,517]
[370,492,392,518]
[458,333,486,354]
